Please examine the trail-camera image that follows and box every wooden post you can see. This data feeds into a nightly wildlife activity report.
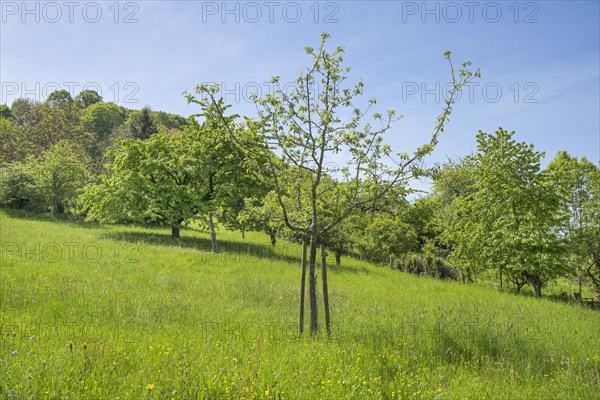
[321,244,331,336]
[299,241,307,335]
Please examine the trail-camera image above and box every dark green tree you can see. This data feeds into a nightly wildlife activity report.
[75,90,103,109]
[46,90,74,107]
[129,106,158,140]
[0,105,11,119]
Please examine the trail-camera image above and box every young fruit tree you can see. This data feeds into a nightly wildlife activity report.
[186,33,479,335]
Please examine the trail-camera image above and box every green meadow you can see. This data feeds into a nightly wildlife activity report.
[1,211,599,399]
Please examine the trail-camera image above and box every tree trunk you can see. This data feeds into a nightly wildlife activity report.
[522,270,543,297]
[499,267,503,290]
[241,228,245,239]
[54,197,64,214]
[270,232,277,247]
[299,241,307,335]
[533,281,542,298]
[531,277,543,298]
[335,250,341,266]
[308,235,318,335]
[321,244,331,336]
[171,226,180,239]
[208,212,219,253]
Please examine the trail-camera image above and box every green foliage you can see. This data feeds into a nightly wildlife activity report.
[80,113,259,238]
[7,101,92,161]
[360,214,419,268]
[128,106,158,140]
[0,104,12,119]
[80,130,206,232]
[0,163,44,211]
[401,197,438,249]
[26,140,91,213]
[546,151,600,290]
[151,110,188,130]
[9,98,35,126]
[434,128,566,295]
[46,89,74,107]
[74,89,103,109]
[82,102,127,159]
[0,117,14,164]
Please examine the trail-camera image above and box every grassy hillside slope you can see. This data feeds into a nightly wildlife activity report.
[1,211,599,399]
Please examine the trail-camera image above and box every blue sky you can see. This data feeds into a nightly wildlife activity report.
[1,0,599,172]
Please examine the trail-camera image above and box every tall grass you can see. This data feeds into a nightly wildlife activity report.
[1,211,598,399]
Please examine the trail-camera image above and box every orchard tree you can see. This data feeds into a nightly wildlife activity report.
[81,115,260,242]
[238,194,283,245]
[361,214,419,268]
[438,128,566,296]
[546,152,600,295]
[431,156,481,282]
[27,140,91,213]
[0,162,44,211]
[80,130,205,237]
[187,33,479,334]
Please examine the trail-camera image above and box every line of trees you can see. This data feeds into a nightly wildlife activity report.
[1,34,597,336]
[431,128,599,298]
[0,88,188,213]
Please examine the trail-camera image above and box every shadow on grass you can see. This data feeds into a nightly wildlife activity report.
[353,318,557,379]
[103,230,377,275]
[328,260,377,275]
[1,208,102,229]
[102,230,303,266]
[4,208,378,275]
